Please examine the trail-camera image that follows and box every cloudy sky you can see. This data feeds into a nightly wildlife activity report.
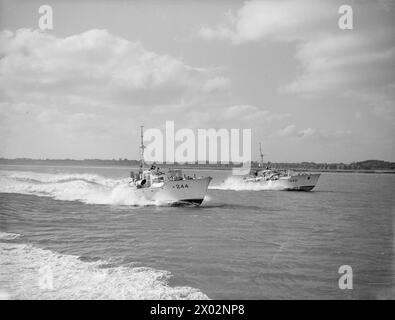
[0,0,394,162]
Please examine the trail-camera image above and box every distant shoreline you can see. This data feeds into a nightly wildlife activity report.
[1,159,394,174]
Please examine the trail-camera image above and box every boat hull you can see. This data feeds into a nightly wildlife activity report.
[133,177,212,205]
[245,173,320,191]
[282,173,320,191]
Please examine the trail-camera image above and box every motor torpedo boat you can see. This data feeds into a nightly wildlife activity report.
[243,143,320,191]
[128,126,212,205]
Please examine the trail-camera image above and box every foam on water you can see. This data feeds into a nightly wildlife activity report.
[0,233,209,300]
[0,170,158,206]
[0,232,21,240]
[210,176,285,191]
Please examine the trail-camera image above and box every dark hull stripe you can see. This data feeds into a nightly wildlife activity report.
[170,198,204,206]
[285,185,316,191]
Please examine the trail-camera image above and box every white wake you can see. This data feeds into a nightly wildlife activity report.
[209,176,285,191]
[0,170,158,206]
[0,233,209,300]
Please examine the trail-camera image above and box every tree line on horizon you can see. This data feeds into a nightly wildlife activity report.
[0,158,394,171]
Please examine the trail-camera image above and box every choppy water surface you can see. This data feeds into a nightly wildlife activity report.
[0,164,394,299]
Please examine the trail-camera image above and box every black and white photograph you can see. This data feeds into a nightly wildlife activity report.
[0,0,394,305]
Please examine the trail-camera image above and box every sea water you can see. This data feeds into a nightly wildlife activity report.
[0,164,394,299]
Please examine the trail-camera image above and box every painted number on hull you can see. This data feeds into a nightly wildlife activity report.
[289,179,298,183]
[173,184,189,189]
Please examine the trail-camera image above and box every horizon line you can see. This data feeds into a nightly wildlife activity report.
[0,157,394,165]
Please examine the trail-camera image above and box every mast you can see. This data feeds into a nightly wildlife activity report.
[259,142,264,168]
[139,125,145,173]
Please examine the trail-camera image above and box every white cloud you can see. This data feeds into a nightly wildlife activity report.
[277,124,352,141]
[372,104,395,120]
[278,124,296,137]
[282,36,395,96]
[298,128,352,141]
[198,0,395,102]
[296,128,316,139]
[184,104,291,130]
[222,104,290,123]
[198,0,333,44]
[0,28,225,107]
[224,105,263,119]
[0,28,234,158]
[202,76,230,93]
[346,85,395,122]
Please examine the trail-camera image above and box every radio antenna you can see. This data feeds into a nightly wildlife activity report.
[139,125,145,172]
[259,142,264,168]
